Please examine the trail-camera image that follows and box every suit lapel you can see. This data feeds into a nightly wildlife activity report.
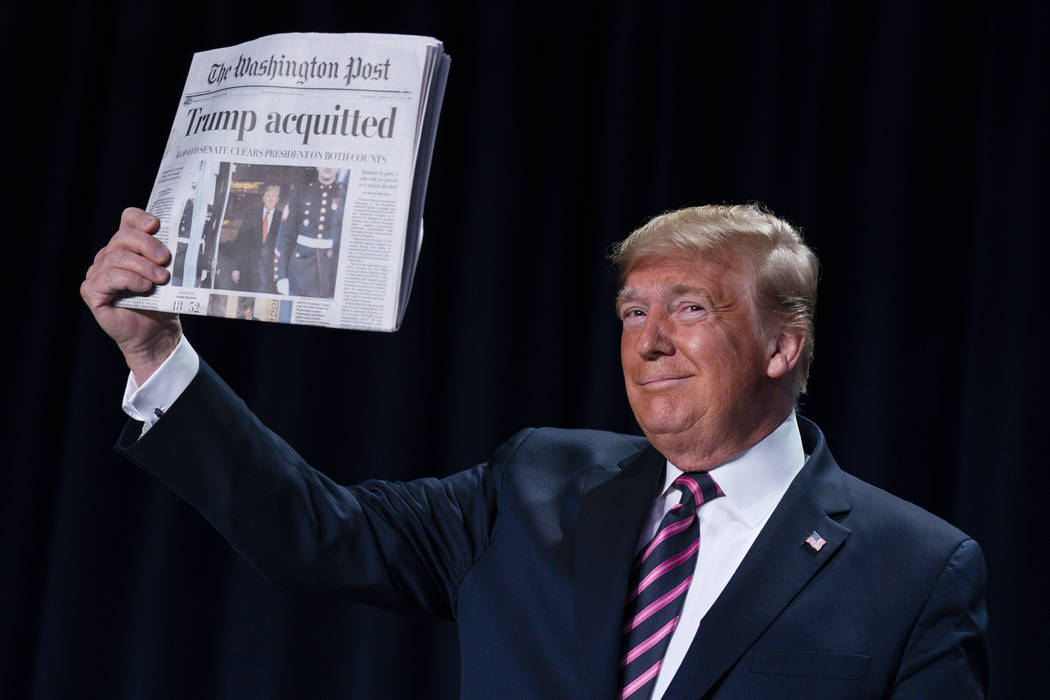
[574,444,665,700]
[663,419,852,699]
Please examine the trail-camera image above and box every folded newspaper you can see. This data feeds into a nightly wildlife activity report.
[116,33,450,331]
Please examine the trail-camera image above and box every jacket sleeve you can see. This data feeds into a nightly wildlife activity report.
[116,361,524,621]
[890,538,990,698]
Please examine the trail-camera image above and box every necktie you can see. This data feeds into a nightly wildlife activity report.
[620,471,724,699]
[262,210,271,244]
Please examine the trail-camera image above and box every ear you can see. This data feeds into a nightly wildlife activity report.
[766,327,805,380]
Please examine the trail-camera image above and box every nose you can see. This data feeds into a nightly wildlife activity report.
[635,314,674,360]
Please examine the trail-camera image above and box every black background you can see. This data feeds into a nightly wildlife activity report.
[2,1,1046,698]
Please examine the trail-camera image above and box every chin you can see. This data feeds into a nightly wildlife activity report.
[637,413,698,440]
[630,396,697,434]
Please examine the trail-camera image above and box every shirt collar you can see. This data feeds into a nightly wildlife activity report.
[664,412,805,528]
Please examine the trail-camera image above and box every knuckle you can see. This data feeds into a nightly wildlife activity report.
[104,267,128,289]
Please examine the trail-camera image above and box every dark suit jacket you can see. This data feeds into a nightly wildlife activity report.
[232,207,280,293]
[117,363,988,699]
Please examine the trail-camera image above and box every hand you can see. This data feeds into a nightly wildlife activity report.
[276,278,289,296]
[81,207,182,384]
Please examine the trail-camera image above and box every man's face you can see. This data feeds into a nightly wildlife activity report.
[262,189,279,210]
[317,168,338,184]
[618,253,780,470]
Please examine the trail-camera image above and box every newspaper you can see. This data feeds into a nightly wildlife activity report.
[116,33,449,331]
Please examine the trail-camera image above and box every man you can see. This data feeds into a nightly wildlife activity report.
[230,185,281,293]
[80,204,988,698]
[170,189,195,287]
[274,167,346,298]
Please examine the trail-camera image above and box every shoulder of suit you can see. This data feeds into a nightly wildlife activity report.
[798,415,974,549]
[492,426,648,474]
[836,468,974,550]
[525,425,648,453]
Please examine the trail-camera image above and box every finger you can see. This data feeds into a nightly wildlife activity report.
[120,207,160,234]
[107,226,172,266]
[82,267,155,307]
[96,245,170,285]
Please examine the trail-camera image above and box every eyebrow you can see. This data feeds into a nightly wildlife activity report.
[615,289,637,308]
[615,287,649,312]
[615,284,709,310]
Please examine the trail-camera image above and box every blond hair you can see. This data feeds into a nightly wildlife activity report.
[610,204,819,394]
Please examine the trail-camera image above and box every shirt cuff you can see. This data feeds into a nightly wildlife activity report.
[121,335,200,436]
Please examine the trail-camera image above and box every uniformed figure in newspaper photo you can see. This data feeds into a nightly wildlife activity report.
[275,167,348,298]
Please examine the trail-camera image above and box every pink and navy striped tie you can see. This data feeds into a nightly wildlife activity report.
[619,471,724,699]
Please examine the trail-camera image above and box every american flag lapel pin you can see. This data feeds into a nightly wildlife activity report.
[805,531,826,552]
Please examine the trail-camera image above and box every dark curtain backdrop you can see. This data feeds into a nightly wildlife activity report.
[2,1,1045,698]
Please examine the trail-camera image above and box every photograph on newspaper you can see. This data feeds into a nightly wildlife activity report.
[170,162,349,300]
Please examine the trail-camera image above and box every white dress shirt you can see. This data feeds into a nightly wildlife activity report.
[638,413,806,700]
[122,335,199,436]
[123,338,806,700]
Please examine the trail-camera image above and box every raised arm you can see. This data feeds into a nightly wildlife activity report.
[115,360,507,618]
[86,207,505,617]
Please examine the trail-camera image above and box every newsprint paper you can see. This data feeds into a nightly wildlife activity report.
[116,33,450,331]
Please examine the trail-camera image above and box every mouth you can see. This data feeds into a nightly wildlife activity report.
[639,374,692,388]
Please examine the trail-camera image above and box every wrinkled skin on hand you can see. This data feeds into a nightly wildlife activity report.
[81,207,182,384]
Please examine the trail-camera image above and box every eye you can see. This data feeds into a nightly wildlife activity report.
[620,307,646,325]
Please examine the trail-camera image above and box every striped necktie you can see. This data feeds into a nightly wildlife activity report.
[619,471,724,699]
